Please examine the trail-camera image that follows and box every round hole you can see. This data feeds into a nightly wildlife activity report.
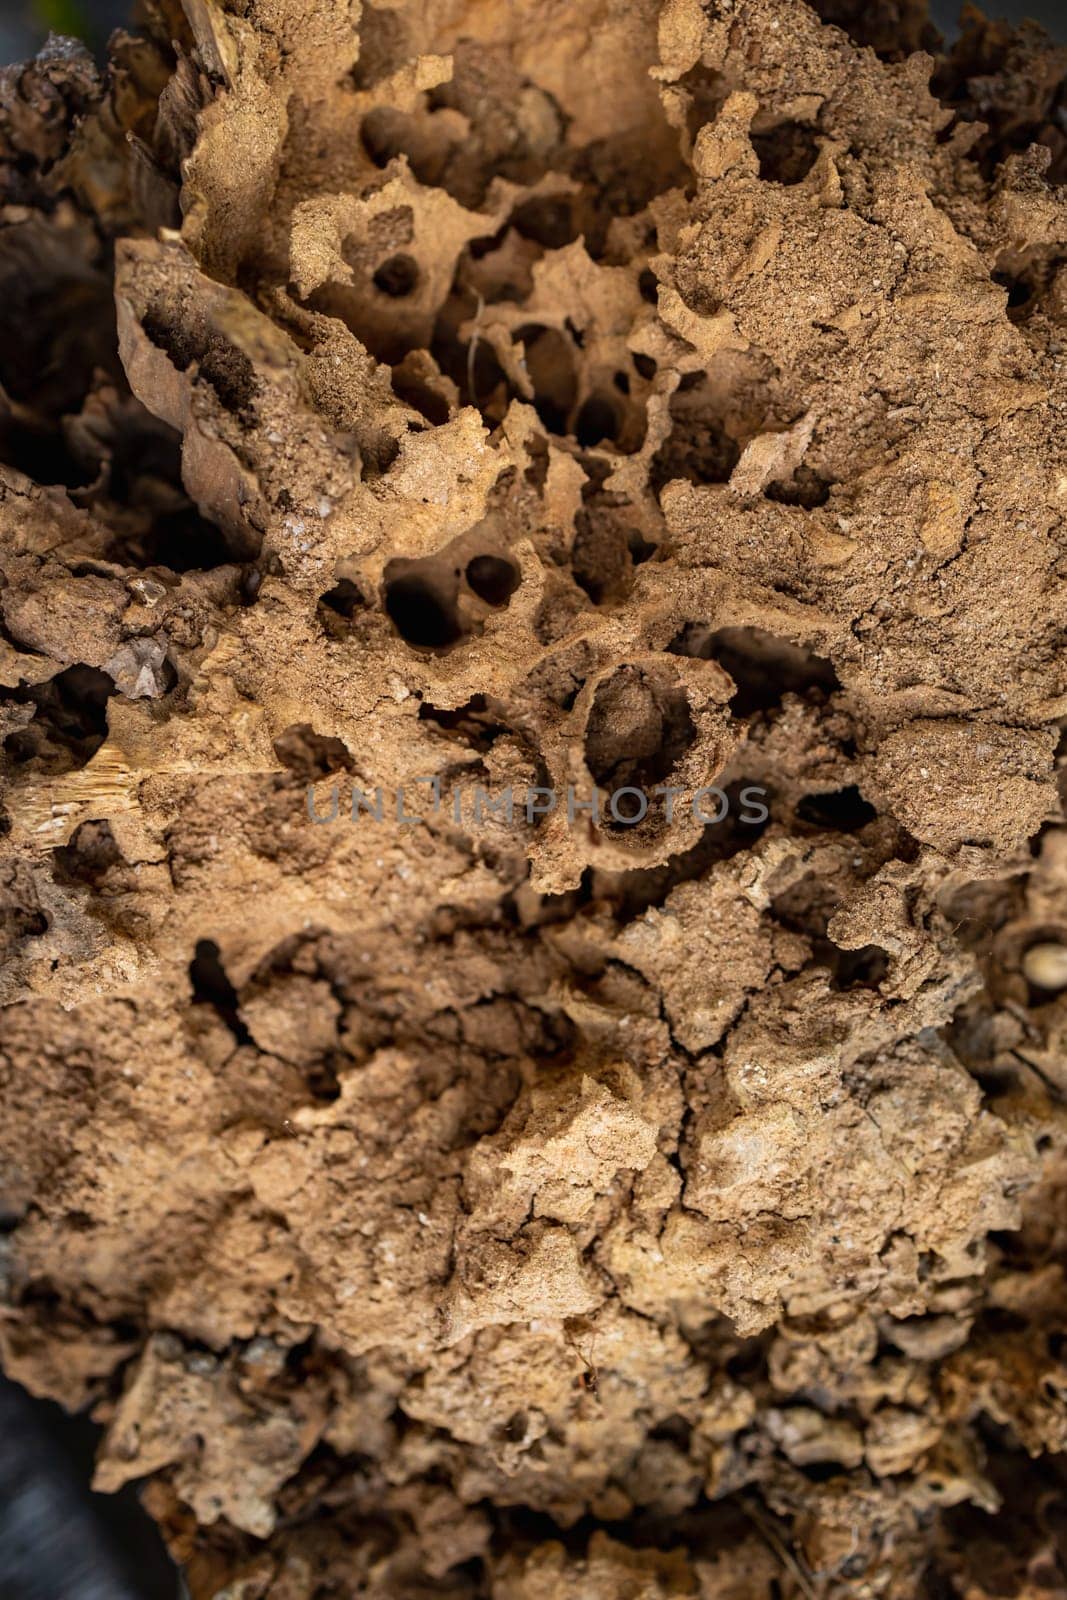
[638,268,658,303]
[574,394,620,449]
[384,570,461,648]
[319,578,365,620]
[374,253,419,298]
[993,269,1032,310]
[750,121,820,185]
[795,785,877,832]
[465,554,520,607]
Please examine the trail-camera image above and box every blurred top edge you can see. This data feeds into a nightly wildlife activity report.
[0,0,1065,66]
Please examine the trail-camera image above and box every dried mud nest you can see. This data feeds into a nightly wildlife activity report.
[1,1,1067,1596]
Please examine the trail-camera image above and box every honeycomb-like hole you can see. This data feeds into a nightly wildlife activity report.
[670,625,839,716]
[584,666,697,798]
[751,121,820,185]
[2,665,115,775]
[374,253,420,298]
[383,560,463,650]
[466,554,520,607]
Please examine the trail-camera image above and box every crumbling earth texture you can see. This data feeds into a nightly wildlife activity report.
[1,0,1067,1595]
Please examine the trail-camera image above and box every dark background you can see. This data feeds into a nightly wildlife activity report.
[0,0,1063,1595]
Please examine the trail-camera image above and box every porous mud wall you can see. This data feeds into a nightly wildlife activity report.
[1,2,1066,1595]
